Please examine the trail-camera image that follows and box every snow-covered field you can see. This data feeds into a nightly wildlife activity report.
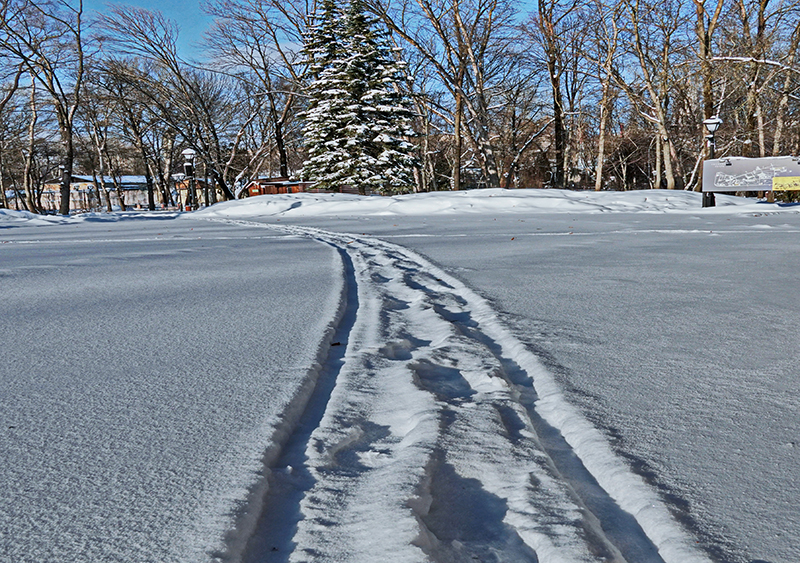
[2,189,798,563]
[0,217,343,562]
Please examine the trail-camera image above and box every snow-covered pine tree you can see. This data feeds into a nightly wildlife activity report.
[300,0,353,191]
[301,0,419,195]
[341,0,418,195]
[368,48,420,195]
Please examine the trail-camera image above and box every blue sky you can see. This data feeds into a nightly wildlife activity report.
[84,0,212,58]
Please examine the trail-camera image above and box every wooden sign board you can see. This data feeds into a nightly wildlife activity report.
[702,156,800,192]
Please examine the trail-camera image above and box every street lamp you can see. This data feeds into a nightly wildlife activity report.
[702,116,723,208]
[181,148,197,211]
[703,116,723,156]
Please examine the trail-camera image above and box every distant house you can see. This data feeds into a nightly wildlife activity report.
[239,177,382,196]
[243,177,316,196]
[41,175,154,212]
[175,178,216,209]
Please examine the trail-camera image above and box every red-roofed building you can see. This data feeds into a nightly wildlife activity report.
[244,178,316,196]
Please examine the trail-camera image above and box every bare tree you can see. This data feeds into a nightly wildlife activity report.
[22,71,40,212]
[721,0,800,158]
[693,0,726,122]
[371,0,521,189]
[771,20,800,155]
[493,74,551,188]
[623,0,693,190]
[95,59,176,210]
[205,0,313,180]
[99,6,247,201]
[585,0,621,191]
[0,56,24,208]
[527,0,584,189]
[1,0,87,214]
[77,66,125,211]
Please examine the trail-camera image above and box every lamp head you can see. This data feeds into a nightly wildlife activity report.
[703,116,723,134]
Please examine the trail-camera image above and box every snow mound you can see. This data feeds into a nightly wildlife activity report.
[0,209,179,225]
[4,190,795,228]
[0,209,71,225]
[196,188,791,219]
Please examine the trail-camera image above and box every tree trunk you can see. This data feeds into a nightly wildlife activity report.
[668,138,684,189]
[0,151,8,209]
[23,76,38,213]
[695,1,724,119]
[163,135,175,206]
[212,169,235,201]
[276,121,289,179]
[91,127,114,212]
[265,91,291,179]
[756,101,766,158]
[594,92,609,192]
[111,175,127,211]
[773,69,792,155]
[453,91,462,190]
[133,143,155,210]
[145,173,156,210]
[549,57,565,189]
[654,135,662,190]
[539,0,567,189]
[476,127,502,189]
[663,136,676,190]
[99,173,113,213]
[421,102,431,192]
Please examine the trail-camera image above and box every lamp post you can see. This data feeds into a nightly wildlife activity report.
[181,148,197,211]
[702,116,722,208]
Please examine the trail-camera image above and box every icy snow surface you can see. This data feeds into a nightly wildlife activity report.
[2,189,798,563]
[0,215,342,562]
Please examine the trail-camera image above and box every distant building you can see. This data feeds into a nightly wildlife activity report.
[40,175,155,212]
[174,178,216,209]
[240,177,382,196]
[243,177,316,196]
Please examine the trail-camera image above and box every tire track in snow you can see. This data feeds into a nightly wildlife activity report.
[239,244,360,562]
[210,220,712,563]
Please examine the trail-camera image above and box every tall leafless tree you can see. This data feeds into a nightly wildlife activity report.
[1,0,87,214]
[371,0,521,189]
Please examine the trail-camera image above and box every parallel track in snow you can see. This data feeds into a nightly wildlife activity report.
[210,221,712,563]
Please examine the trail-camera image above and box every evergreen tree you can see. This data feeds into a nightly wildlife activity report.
[300,0,352,191]
[301,0,418,195]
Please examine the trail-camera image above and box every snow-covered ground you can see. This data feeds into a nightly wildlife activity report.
[2,189,798,563]
[0,216,342,562]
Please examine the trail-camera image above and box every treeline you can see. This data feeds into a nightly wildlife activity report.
[2,0,800,214]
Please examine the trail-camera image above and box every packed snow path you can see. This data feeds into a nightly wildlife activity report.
[212,222,712,563]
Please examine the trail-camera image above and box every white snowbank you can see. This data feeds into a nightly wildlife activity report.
[194,188,793,219]
[0,208,180,225]
[4,190,794,227]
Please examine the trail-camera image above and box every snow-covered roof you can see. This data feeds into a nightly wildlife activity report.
[71,175,150,186]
